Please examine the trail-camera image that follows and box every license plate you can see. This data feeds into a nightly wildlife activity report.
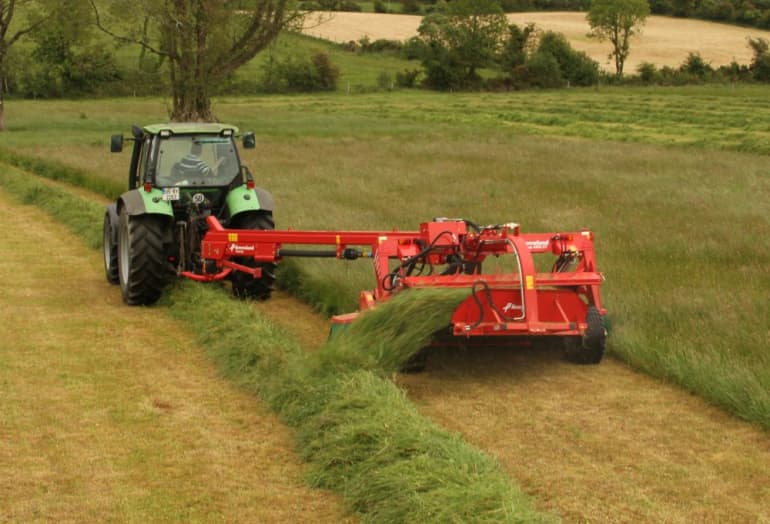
[162,187,180,201]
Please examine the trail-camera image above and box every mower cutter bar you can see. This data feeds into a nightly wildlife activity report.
[190,216,605,343]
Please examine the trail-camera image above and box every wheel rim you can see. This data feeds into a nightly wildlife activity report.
[103,216,112,271]
[118,212,130,285]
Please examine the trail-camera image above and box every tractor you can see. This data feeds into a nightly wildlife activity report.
[102,123,276,305]
[103,124,607,365]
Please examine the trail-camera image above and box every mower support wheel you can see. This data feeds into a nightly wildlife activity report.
[103,210,119,284]
[229,211,276,300]
[564,306,606,364]
[117,207,169,305]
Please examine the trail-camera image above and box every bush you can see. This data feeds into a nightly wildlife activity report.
[358,38,404,53]
[752,53,770,82]
[658,65,691,85]
[637,62,659,84]
[338,0,363,11]
[679,52,713,79]
[401,36,427,60]
[395,68,421,87]
[526,51,565,88]
[377,71,393,90]
[760,9,770,28]
[698,0,736,19]
[424,0,449,13]
[500,0,535,11]
[15,29,122,98]
[716,60,751,82]
[499,23,536,71]
[401,0,421,13]
[311,53,341,89]
[649,0,673,14]
[419,42,463,90]
[531,31,599,86]
[259,52,340,92]
[374,0,388,12]
[749,37,770,82]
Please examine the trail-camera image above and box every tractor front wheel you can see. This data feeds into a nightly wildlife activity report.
[564,306,606,364]
[117,207,169,305]
[229,211,276,300]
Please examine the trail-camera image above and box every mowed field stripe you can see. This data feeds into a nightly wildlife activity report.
[209,266,770,521]
[397,348,770,522]
[0,190,347,522]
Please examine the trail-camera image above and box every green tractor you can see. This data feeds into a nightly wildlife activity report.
[103,123,275,305]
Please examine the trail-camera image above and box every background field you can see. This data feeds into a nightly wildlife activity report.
[0,188,347,522]
[303,12,770,71]
[2,85,769,430]
[3,5,770,520]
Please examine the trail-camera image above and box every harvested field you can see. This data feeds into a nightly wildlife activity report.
[0,190,347,522]
[398,348,770,522]
[302,12,770,71]
[251,290,770,522]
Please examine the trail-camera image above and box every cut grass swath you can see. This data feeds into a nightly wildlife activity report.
[166,283,551,523]
[0,147,123,200]
[0,164,105,249]
[316,288,468,375]
[0,165,551,522]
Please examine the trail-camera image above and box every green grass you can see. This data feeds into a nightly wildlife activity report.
[234,32,416,89]
[0,161,550,522]
[2,87,769,431]
[170,284,549,522]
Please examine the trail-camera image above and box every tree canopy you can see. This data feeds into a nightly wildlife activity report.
[417,0,507,88]
[0,0,56,130]
[91,0,300,121]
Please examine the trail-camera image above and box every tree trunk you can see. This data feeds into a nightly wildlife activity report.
[167,1,214,122]
[169,66,213,122]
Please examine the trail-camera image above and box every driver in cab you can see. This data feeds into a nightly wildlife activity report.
[178,141,213,177]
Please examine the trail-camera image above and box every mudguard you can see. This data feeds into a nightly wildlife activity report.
[227,185,274,218]
[119,188,174,217]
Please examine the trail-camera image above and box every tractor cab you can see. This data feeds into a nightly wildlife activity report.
[110,123,261,225]
[153,134,240,219]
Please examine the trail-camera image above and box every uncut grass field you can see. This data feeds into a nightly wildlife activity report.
[2,85,769,432]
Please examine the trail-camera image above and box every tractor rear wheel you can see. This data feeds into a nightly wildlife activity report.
[103,211,119,284]
[117,206,169,305]
[229,211,276,300]
[564,306,606,364]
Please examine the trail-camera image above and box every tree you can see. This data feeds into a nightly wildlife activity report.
[18,1,120,98]
[748,37,770,81]
[587,0,650,77]
[0,0,51,131]
[416,0,507,89]
[91,0,300,122]
[499,22,535,71]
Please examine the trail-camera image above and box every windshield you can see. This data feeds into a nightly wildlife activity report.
[155,135,240,187]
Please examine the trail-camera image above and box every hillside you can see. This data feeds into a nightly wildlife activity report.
[302,11,770,71]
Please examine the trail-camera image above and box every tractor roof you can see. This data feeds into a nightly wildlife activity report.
[142,123,239,136]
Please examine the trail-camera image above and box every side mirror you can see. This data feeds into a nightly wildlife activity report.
[110,134,123,153]
[242,132,256,150]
